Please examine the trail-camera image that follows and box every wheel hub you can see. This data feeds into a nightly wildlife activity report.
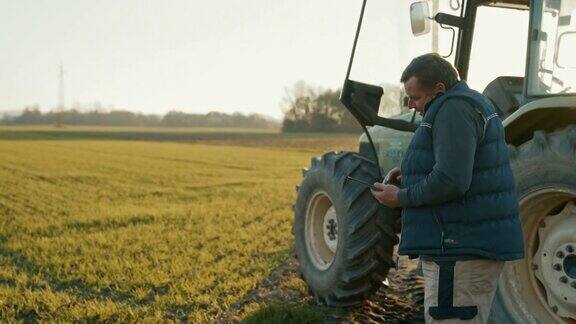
[322,206,338,253]
[533,201,576,319]
[305,191,338,270]
[565,254,576,279]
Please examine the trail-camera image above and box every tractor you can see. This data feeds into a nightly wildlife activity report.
[292,0,576,322]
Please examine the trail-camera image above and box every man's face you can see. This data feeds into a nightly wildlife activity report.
[404,76,445,113]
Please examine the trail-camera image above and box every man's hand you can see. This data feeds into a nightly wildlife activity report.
[371,182,400,208]
[384,167,402,186]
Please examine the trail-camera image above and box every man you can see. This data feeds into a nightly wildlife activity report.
[371,53,524,323]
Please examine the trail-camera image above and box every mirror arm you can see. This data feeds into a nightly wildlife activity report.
[450,0,462,11]
[434,13,464,28]
[439,24,456,58]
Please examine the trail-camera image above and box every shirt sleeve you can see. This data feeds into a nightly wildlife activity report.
[397,98,485,208]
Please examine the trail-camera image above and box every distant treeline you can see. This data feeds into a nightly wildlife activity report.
[1,105,279,129]
[281,81,404,133]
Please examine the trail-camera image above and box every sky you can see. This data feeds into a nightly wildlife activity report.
[0,1,530,119]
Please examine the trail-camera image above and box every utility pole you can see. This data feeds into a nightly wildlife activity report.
[56,63,65,127]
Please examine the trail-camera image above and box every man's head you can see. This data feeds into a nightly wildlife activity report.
[400,53,460,113]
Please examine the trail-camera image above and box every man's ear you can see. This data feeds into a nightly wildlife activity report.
[433,82,446,94]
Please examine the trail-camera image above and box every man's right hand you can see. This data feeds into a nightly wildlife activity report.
[384,167,402,186]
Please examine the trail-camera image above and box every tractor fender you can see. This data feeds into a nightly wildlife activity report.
[504,96,576,146]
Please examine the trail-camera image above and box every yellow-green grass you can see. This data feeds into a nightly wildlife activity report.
[0,127,360,321]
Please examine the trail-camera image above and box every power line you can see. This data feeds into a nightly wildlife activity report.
[56,63,64,127]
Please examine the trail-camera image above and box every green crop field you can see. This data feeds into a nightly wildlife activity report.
[0,126,360,322]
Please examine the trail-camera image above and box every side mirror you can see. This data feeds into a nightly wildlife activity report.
[410,1,431,36]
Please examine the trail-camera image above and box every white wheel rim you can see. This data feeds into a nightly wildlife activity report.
[534,201,576,319]
[498,188,576,323]
[305,190,338,271]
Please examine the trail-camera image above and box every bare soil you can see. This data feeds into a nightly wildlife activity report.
[218,253,425,323]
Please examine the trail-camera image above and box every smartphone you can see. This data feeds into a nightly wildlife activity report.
[346,176,382,191]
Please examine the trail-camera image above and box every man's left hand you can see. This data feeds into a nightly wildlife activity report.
[371,182,400,208]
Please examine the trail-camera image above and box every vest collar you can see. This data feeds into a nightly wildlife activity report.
[423,92,444,115]
[422,80,468,115]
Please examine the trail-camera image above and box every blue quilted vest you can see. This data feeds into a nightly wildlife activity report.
[398,81,524,261]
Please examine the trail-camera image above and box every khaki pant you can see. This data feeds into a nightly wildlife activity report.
[422,259,505,324]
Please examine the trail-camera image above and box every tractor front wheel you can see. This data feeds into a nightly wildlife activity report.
[293,151,399,307]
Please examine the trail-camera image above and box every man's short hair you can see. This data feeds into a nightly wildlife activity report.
[400,53,460,90]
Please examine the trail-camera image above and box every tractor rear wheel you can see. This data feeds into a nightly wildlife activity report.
[490,126,576,323]
[293,151,400,307]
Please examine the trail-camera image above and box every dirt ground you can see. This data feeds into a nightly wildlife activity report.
[218,253,425,323]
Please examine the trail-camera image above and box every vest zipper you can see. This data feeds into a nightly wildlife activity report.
[433,209,445,253]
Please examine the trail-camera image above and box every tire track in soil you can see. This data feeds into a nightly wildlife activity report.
[218,253,425,323]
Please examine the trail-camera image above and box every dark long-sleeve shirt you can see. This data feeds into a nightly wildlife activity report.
[397,98,485,207]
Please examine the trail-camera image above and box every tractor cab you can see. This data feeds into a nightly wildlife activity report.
[341,0,576,139]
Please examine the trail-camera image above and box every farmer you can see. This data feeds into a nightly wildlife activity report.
[371,53,524,323]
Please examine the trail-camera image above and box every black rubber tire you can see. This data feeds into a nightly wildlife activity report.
[293,151,400,307]
[490,125,576,323]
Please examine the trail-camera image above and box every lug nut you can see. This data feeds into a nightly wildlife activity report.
[557,251,565,258]
[571,282,576,289]
[560,276,568,283]
[554,263,563,271]
[567,245,574,253]
[552,305,558,313]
